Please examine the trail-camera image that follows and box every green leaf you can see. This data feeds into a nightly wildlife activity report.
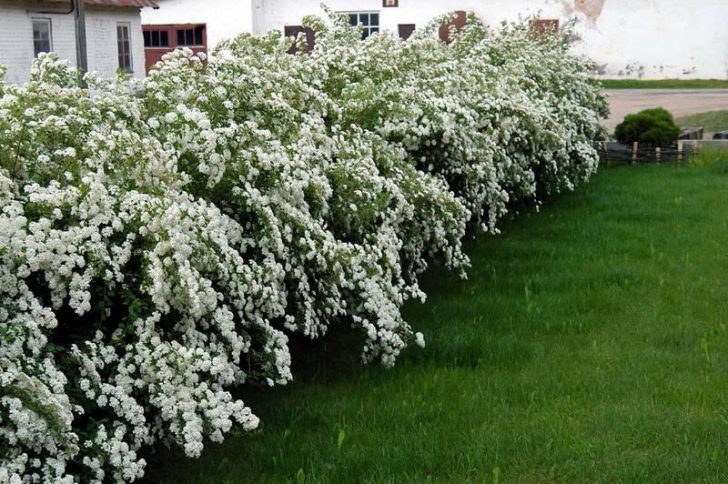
[337,429,346,450]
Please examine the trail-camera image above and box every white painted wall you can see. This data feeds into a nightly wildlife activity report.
[86,8,147,80]
[141,0,255,49]
[254,0,728,80]
[140,0,728,80]
[0,1,146,85]
[572,0,728,79]
[252,0,564,38]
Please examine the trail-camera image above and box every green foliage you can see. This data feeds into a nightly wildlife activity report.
[614,107,681,147]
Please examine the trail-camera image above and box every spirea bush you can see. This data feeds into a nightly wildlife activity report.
[0,10,607,482]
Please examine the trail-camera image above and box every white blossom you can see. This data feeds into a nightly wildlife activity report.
[0,12,605,482]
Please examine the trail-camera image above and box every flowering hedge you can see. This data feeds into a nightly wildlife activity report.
[0,11,607,482]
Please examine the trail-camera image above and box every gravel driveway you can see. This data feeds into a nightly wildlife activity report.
[604,89,728,132]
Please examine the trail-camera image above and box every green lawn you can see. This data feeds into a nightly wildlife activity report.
[676,111,728,135]
[599,79,728,89]
[142,164,728,483]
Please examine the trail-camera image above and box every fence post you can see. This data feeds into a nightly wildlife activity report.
[632,142,638,163]
[656,147,661,163]
[677,141,683,162]
[602,141,610,167]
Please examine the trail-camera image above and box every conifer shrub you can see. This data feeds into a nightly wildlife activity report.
[614,107,681,147]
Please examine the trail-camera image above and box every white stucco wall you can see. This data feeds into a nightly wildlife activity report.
[254,0,728,80]
[141,0,255,49]
[140,0,728,80]
[572,0,728,79]
[252,0,564,37]
[0,2,146,85]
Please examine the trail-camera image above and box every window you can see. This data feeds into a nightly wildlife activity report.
[530,19,559,34]
[176,26,205,46]
[32,18,52,57]
[117,23,132,73]
[347,12,379,39]
[383,0,398,6]
[284,25,316,54]
[438,10,466,44]
[398,24,415,40]
[143,29,169,48]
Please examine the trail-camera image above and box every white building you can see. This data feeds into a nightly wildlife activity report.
[0,0,157,85]
[141,0,728,80]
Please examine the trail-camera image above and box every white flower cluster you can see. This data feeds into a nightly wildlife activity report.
[0,11,606,482]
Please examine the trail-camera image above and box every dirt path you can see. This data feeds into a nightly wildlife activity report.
[604,89,728,132]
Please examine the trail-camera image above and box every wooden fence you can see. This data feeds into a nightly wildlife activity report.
[595,140,728,164]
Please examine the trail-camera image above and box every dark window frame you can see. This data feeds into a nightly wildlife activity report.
[284,25,316,54]
[529,18,560,34]
[438,10,467,44]
[117,22,133,73]
[143,29,169,48]
[398,23,415,40]
[345,11,380,39]
[176,25,205,47]
[32,17,52,57]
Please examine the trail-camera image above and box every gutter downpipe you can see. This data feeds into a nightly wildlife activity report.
[72,0,88,82]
